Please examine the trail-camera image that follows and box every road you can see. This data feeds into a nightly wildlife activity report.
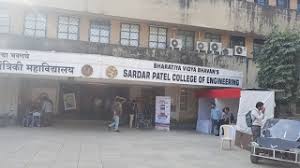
[0,121,297,168]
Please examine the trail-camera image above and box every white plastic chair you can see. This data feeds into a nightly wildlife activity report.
[220,125,235,150]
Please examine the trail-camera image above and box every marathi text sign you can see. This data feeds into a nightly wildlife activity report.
[0,49,100,78]
[0,60,75,76]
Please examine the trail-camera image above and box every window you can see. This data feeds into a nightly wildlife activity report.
[297,0,300,12]
[254,0,268,6]
[180,88,188,111]
[24,13,47,37]
[177,30,195,50]
[120,23,139,47]
[89,21,110,44]
[230,36,245,47]
[204,32,221,42]
[0,9,9,33]
[149,26,167,49]
[253,39,265,60]
[277,0,289,9]
[58,16,79,40]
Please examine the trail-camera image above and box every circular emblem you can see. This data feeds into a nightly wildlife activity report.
[106,66,118,79]
[171,39,178,47]
[81,64,93,77]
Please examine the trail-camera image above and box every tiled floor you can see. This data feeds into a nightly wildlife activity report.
[0,121,296,168]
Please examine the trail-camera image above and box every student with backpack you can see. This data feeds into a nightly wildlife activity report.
[246,102,265,142]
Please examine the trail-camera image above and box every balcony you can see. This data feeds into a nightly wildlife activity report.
[0,34,257,88]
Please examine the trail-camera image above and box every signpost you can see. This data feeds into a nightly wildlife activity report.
[155,96,171,131]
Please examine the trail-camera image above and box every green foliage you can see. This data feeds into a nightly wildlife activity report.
[256,28,300,102]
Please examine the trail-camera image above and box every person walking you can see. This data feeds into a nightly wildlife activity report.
[251,102,265,142]
[108,96,125,132]
[129,100,138,128]
[210,102,221,136]
[41,96,53,126]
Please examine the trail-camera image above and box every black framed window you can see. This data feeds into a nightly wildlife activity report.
[0,9,9,33]
[253,39,265,60]
[24,13,47,38]
[254,0,269,6]
[277,0,289,9]
[89,21,110,44]
[177,30,195,50]
[149,26,167,49]
[57,16,80,40]
[204,32,221,42]
[120,23,139,47]
[230,36,245,47]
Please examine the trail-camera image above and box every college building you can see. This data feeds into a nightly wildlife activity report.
[0,0,299,125]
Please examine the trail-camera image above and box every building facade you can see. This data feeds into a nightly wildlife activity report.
[0,0,299,124]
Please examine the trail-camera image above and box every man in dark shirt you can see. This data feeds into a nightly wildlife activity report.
[108,96,126,132]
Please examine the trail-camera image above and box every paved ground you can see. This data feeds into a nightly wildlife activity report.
[0,121,298,168]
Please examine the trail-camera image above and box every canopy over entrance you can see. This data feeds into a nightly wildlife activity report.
[195,88,241,99]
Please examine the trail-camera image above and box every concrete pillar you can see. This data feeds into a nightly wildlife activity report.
[165,87,179,121]
[110,20,120,44]
[47,13,58,39]
[245,36,254,58]
[9,6,25,34]
[79,16,90,41]
[167,27,176,46]
[170,27,177,38]
[269,0,276,6]
[290,0,298,10]
[129,87,142,100]
[199,31,205,41]
[139,23,149,48]
[221,33,230,48]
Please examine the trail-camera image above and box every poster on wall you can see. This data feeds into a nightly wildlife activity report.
[63,93,77,111]
[155,96,171,131]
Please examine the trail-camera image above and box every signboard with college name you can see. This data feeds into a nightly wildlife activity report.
[0,49,243,88]
[0,49,100,78]
[101,56,243,88]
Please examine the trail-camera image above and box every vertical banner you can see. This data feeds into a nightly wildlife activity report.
[155,96,171,131]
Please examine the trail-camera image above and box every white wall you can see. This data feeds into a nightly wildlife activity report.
[0,78,19,116]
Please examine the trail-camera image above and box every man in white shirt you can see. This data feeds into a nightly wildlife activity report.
[41,96,54,126]
[251,102,265,142]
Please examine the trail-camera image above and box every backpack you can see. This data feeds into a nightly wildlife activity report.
[245,110,253,127]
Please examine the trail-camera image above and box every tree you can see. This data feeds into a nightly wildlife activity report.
[256,28,300,114]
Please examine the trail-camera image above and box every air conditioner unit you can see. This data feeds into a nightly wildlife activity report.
[196,41,209,53]
[209,42,222,55]
[234,46,247,57]
[170,38,182,50]
[222,48,233,56]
